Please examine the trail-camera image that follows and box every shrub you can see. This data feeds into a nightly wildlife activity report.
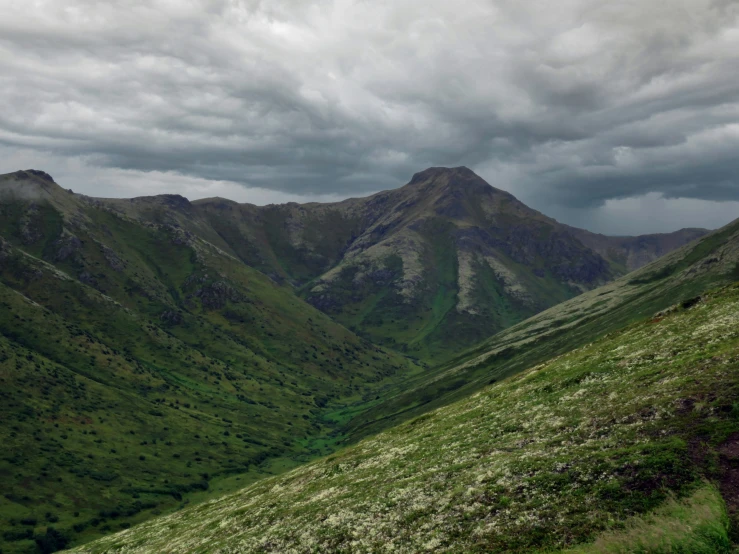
[3,529,33,541]
[35,527,69,554]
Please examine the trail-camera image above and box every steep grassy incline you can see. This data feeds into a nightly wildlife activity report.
[0,171,415,553]
[71,282,739,553]
[346,217,739,441]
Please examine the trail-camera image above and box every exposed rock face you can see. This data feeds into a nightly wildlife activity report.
[101,244,126,271]
[53,233,83,262]
[191,279,245,310]
[157,194,191,211]
[25,169,55,182]
[78,271,98,286]
[170,227,194,246]
[160,309,184,325]
[127,193,192,212]
[19,205,44,245]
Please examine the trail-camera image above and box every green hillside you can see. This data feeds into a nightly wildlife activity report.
[0,171,415,553]
[346,217,739,442]
[25,167,700,364]
[69,281,739,553]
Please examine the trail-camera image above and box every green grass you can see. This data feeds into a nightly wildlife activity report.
[67,282,739,553]
[565,484,731,554]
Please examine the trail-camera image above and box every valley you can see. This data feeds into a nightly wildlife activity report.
[70,270,739,553]
[0,167,731,553]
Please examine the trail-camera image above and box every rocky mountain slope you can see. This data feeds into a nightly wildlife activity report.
[0,170,415,553]
[69,280,739,553]
[98,166,706,360]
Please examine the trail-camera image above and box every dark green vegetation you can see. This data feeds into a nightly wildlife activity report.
[0,171,416,553]
[69,280,739,553]
[346,215,739,443]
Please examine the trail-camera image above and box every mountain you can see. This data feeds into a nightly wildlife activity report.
[145,166,705,360]
[68,280,739,553]
[0,168,715,552]
[346,215,739,442]
[564,225,710,273]
[0,170,415,553]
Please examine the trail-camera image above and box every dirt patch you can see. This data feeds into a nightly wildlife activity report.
[674,397,696,414]
[687,436,710,467]
[718,433,739,542]
[720,435,739,461]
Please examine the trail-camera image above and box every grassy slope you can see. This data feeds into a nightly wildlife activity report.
[69,281,739,553]
[297,215,594,363]
[0,170,725,552]
[564,484,730,554]
[344,218,739,442]
[0,174,416,553]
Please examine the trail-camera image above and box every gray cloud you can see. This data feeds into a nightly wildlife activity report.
[0,0,738,233]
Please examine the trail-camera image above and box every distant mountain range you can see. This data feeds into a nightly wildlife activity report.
[45,166,706,360]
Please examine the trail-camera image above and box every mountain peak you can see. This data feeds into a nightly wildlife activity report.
[0,169,71,204]
[405,166,510,206]
[408,166,478,185]
[24,169,55,183]
[0,169,57,187]
[129,193,192,211]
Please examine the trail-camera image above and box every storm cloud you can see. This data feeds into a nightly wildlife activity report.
[1,0,738,233]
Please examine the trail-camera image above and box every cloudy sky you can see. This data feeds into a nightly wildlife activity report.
[1,0,738,234]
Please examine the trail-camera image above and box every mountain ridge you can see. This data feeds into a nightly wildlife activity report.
[14,166,702,360]
[0,169,711,363]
